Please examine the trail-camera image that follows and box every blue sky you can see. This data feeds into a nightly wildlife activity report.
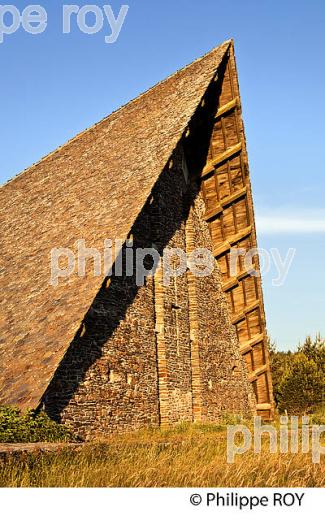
[0,0,324,350]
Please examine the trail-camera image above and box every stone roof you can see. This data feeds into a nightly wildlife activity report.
[0,40,231,410]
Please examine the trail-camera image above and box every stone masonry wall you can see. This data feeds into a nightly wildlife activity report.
[43,143,253,439]
[43,146,192,438]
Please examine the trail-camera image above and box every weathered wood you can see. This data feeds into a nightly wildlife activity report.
[231,299,260,325]
[256,403,272,411]
[224,50,273,418]
[0,443,82,457]
[222,266,255,292]
[248,363,268,383]
[215,97,240,119]
[204,186,247,221]
[197,43,274,420]
[239,333,264,354]
[201,142,242,178]
[213,225,252,257]
[204,203,223,221]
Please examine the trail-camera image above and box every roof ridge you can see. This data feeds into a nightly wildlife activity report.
[0,40,231,190]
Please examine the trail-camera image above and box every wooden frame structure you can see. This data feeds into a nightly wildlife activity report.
[197,43,274,419]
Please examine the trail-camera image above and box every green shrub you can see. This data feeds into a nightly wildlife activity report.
[0,407,75,443]
[277,353,324,414]
[270,334,325,415]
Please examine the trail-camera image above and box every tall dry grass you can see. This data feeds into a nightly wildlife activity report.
[0,424,324,487]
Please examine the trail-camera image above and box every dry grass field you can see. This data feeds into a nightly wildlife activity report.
[0,423,324,487]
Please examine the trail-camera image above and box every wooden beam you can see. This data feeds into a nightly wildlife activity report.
[201,142,242,179]
[222,265,255,292]
[205,203,223,221]
[248,363,268,383]
[204,186,247,222]
[215,97,240,119]
[239,333,265,354]
[222,276,239,292]
[222,185,247,208]
[256,403,272,411]
[231,299,260,325]
[213,225,252,257]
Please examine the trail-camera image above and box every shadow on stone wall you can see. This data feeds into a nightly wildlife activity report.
[42,56,227,423]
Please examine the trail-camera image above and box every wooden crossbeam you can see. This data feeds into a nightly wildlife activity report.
[239,333,264,355]
[249,363,268,383]
[222,266,255,292]
[201,142,242,179]
[231,299,260,325]
[204,186,247,222]
[256,403,272,411]
[213,225,252,258]
[215,97,240,119]
[204,203,223,221]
